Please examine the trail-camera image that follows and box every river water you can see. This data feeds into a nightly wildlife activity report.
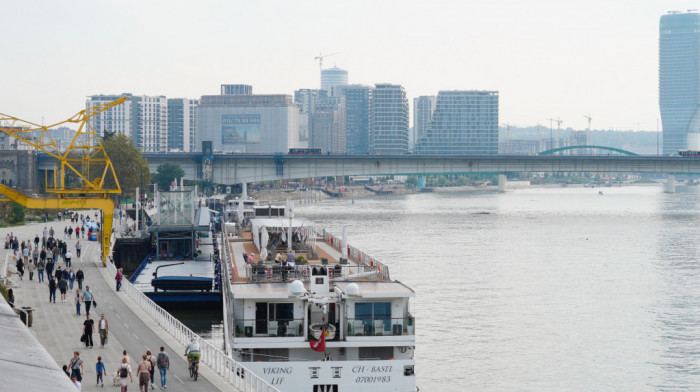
[294,185,700,391]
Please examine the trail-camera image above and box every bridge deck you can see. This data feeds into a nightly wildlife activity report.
[3,215,233,392]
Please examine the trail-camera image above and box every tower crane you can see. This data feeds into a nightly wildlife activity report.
[501,123,511,153]
[0,97,125,266]
[546,117,563,151]
[583,114,592,148]
[314,52,338,72]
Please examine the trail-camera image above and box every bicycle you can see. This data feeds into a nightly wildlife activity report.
[188,356,199,381]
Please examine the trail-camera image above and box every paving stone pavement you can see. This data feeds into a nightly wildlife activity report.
[4,211,233,392]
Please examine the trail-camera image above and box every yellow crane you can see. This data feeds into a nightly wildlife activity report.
[0,97,125,266]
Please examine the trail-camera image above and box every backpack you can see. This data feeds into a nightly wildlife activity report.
[119,365,128,378]
[148,355,157,369]
[157,353,167,368]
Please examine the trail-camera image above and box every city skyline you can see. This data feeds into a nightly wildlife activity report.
[2,1,698,132]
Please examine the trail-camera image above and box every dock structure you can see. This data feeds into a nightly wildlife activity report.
[0,213,276,392]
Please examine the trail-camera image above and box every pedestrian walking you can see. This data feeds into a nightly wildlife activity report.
[83,285,94,315]
[58,274,68,302]
[75,226,80,240]
[76,268,85,290]
[15,254,24,280]
[32,247,38,265]
[48,276,57,303]
[146,350,157,389]
[76,240,81,258]
[83,314,94,348]
[75,289,83,315]
[27,258,35,281]
[69,351,84,382]
[68,226,73,239]
[64,226,68,240]
[71,376,81,390]
[115,268,123,291]
[156,347,169,390]
[98,313,109,346]
[7,288,14,308]
[65,250,72,268]
[136,355,151,392]
[68,269,75,290]
[37,258,45,282]
[96,356,106,387]
[34,234,39,248]
[117,357,133,392]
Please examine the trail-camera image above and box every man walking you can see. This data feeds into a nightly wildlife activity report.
[156,346,170,390]
[37,257,45,282]
[98,313,109,347]
[65,250,72,268]
[83,285,93,316]
[69,351,84,382]
[76,240,81,258]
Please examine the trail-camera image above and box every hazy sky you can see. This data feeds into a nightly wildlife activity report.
[2,0,698,132]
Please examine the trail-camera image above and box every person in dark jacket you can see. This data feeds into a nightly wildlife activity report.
[7,288,15,308]
[76,268,85,290]
[48,277,57,303]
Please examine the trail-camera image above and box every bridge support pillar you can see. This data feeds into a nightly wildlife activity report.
[418,176,426,188]
[665,175,676,193]
[498,174,508,192]
[242,182,248,199]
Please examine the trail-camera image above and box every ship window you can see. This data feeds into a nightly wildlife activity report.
[355,302,391,320]
[268,302,294,321]
[359,347,393,360]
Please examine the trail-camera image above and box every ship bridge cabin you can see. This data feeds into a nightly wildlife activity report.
[229,267,415,357]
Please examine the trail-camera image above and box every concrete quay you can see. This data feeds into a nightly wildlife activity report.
[1,212,234,391]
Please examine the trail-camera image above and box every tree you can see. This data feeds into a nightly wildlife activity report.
[7,202,25,224]
[102,134,151,196]
[405,176,419,188]
[437,175,447,186]
[153,163,185,191]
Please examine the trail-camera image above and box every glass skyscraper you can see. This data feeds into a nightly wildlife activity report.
[659,11,700,155]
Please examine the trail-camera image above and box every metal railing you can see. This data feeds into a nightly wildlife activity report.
[106,236,279,392]
[346,316,415,337]
[219,228,233,356]
[319,229,392,281]
[233,318,305,338]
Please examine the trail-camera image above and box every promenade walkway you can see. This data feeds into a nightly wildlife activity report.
[3,212,233,392]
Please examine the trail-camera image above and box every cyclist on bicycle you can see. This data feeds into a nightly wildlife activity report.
[185,337,200,374]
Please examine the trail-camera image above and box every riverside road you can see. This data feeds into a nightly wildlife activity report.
[4,212,232,392]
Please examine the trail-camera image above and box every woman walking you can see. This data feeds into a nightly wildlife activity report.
[74,289,83,316]
[82,314,94,348]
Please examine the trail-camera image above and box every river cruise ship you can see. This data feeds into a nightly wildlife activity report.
[221,204,416,392]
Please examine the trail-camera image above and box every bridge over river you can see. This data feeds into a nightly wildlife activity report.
[0,212,278,391]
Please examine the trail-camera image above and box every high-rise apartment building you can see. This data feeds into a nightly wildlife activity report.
[86,94,169,152]
[135,96,168,153]
[86,94,135,138]
[660,11,700,154]
[339,85,372,154]
[197,85,299,153]
[294,89,346,153]
[167,98,198,152]
[370,84,409,154]
[416,90,499,155]
[413,96,437,148]
[309,96,346,154]
[321,67,348,96]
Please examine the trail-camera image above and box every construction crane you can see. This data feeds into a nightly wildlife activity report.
[314,52,338,72]
[501,123,511,154]
[0,97,124,266]
[546,117,563,152]
[583,114,592,150]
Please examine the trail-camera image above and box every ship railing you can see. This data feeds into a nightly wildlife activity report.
[234,318,305,338]
[105,251,280,392]
[346,316,415,337]
[244,263,381,283]
[219,227,234,355]
[318,228,391,281]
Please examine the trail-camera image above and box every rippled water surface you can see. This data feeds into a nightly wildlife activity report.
[296,185,700,391]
